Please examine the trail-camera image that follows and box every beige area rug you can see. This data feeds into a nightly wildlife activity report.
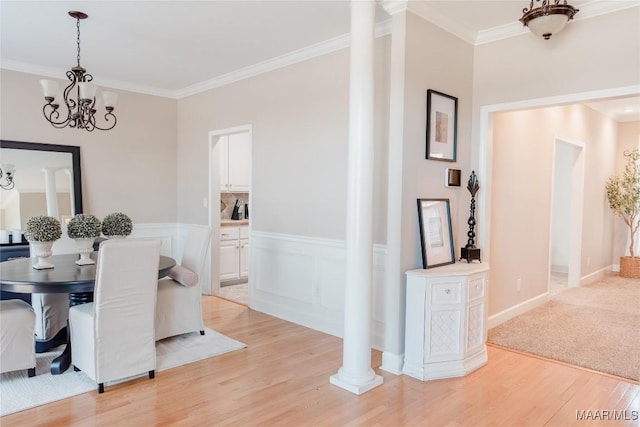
[0,327,246,416]
[488,275,640,381]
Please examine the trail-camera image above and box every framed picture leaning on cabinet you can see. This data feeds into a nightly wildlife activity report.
[417,198,455,269]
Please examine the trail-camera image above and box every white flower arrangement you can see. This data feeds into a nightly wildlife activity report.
[24,215,62,242]
[102,212,133,237]
[67,214,102,239]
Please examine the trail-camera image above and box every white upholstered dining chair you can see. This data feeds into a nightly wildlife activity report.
[69,239,161,393]
[31,232,80,352]
[0,299,37,377]
[155,226,211,341]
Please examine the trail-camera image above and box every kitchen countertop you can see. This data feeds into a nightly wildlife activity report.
[221,219,249,227]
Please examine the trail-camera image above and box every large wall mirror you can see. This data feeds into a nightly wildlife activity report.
[0,140,82,241]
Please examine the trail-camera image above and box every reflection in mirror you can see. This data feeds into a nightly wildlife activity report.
[0,141,82,243]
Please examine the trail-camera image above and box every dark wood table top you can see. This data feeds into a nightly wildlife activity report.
[0,253,176,294]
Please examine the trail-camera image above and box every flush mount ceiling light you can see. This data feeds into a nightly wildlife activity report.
[520,0,579,40]
[40,11,117,131]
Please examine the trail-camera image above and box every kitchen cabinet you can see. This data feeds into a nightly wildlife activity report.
[219,132,250,193]
[219,224,249,281]
[403,262,489,381]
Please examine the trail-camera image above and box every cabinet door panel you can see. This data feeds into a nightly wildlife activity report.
[219,240,239,280]
[239,239,250,278]
[228,132,251,192]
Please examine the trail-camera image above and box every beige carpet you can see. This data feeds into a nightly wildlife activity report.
[488,275,640,381]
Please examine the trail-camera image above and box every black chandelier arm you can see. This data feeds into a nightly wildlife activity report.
[91,111,117,131]
[43,102,71,127]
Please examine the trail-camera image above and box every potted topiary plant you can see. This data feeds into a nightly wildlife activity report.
[67,214,102,265]
[102,212,133,238]
[606,147,640,278]
[24,215,62,270]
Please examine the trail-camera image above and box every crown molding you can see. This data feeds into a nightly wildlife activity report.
[476,1,639,45]
[380,0,408,16]
[176,19,392,99]
[406,1,477,45]
[0,59,178,99]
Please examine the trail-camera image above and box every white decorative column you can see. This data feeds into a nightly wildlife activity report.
[330,0,383,395]
[42,167,59,219]
[380,0,408,375]
[62,168,76,216]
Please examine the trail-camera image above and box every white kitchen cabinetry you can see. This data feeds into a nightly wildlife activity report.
[403,262,489,381]
[219,132,250,193]
[219,225,249,281]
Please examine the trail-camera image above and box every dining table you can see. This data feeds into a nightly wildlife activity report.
[0,252,176,374]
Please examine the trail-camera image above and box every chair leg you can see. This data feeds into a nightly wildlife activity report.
[200,330,205,335]
[98,383,104,394]
[149,370,155,379]
[27,367,35,377]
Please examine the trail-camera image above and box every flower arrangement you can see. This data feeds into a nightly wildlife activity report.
[67,214,102,239]
[102,212,133,237]
[24,215,62,242]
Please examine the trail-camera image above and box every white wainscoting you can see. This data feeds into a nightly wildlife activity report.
[249,231,387,349]
[131,223,212,294]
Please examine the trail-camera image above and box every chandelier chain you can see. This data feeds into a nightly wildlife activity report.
[76,16,81,68]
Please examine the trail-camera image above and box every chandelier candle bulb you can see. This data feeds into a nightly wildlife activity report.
[39,80,59,100]
[78,82,97,101]
[102,91,118,110]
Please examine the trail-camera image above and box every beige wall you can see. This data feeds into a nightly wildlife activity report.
[612,121,640,261]
[400,12,474,271]
[176,38,390,242]
[472,8,640,317]
[490,104,617,315]
[0,70,178,223]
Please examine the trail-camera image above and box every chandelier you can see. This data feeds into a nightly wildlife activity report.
[0,164,15,190]
[520,0,579,40]
[40,11,118,131]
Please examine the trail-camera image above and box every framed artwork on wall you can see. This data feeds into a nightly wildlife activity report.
[417,198,455,269]
[426,89,458,161]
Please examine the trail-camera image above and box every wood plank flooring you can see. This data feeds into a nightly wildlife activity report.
[2,296,638,426]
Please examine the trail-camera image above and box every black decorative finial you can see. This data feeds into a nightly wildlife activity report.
[461,171,481,263]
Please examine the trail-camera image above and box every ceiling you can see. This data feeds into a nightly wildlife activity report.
[0,1,638,119]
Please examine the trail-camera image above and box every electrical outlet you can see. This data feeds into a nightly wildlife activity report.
[587,256,591,267]
[202,197,208,208]
[516,278,522,292]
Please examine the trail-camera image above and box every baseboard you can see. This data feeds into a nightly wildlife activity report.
[380,351,404,375]
[487,292,549,329]
[579,265,614,286]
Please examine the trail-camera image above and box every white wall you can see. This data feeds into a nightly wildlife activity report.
[550,143,574,271]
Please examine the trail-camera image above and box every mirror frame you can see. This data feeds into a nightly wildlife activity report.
[0,139,83,218]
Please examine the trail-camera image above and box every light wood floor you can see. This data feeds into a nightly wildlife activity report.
[3,296,638,426]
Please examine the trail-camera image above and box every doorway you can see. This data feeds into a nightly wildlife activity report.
[208,125,252,305]
[549,138,585,291]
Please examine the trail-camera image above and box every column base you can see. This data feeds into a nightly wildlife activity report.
[330,370,383,395]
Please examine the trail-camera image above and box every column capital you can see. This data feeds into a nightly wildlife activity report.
[380,0,408,16]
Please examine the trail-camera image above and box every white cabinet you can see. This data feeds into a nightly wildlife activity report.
[239,226,250,277]
[219,133,250,193]
[403,262,489,381]
[219,225,249,281]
